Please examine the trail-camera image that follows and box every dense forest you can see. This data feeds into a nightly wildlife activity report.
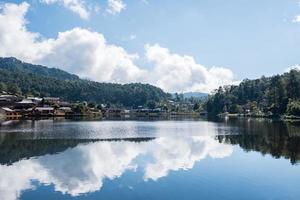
[0,57,170,107]
[206,69,300,117]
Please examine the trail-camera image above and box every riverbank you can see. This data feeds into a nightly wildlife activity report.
[217,113,300,121]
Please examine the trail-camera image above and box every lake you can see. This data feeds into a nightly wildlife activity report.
[0,118,300,200]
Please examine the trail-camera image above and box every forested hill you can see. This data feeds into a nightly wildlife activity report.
[206,69,300,117]
[0,57,79,81]
[0,57,170,107]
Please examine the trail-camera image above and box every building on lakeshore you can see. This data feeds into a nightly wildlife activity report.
[43,97,60,105]
[27,107,54,116]
[0,107,22,117]
[14,99,37,109]
[26,97,43,104]
[0,95,19,107]
[54,107,72,116]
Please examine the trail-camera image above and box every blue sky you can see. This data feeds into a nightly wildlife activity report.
[1,0,300,92]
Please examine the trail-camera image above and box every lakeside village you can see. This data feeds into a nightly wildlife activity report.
[0,92,207,120]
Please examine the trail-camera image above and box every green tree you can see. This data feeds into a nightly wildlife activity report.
[286,100,300,116]
[193,103,200,111]
[267,75,287,115]
[146,100,156,109]
[0,82,7,92]
[7,83,22,96]
[286,69,300,100]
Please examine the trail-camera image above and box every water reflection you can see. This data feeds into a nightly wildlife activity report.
[217,119,300,164]
[0,119,300,200]
[0,136,232,200]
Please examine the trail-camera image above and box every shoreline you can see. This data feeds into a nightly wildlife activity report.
[217,113,300,121]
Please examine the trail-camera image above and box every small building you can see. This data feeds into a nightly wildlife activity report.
[57,101,71,107]
[0,95,19,107]
[0,107,22,117]
[133,108,163,117]
[43,97,60,105]
[26,97,43,104]
[105,108,124,118]
[0,94,18,101]
[54,107,72,116]
[28,107,54,116]
[0,98,13,107]
[14,99,36,109]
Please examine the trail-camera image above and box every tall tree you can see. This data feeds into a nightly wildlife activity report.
[286,69,300,100]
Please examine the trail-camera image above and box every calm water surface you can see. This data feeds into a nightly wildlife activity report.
[0,118,300,200]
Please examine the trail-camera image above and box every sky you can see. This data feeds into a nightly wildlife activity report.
[0,0,300,93]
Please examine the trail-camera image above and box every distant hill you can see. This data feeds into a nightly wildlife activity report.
[171,92,208,99]
[0,57,170,107]
[182,92,208,99]
[0,57,79,81]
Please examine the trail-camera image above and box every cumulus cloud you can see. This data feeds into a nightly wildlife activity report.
[0,2,145,83]
[0,2,235,93]
[0,2,42,61]
[40,0,90,19]
[39,28,146,83]
[145,44,234,92]
[106,0,126,15]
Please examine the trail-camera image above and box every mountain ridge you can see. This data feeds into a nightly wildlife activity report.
[0,57,79,81]
[0,57,170,107]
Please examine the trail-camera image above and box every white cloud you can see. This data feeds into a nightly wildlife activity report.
[0,2,42,61]
[145,44,234,92]
[40,0,90,19]
[0,2,235,93]
[293,1,300,23]
[106,0,126,15]
[293,15,300,23]
[38,28,146,83]
[0,2,145,83]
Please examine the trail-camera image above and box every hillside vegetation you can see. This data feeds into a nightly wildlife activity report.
[206,69,300,117]
[0,57,170,107]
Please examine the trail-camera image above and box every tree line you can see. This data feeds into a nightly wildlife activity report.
[205,69,300,117]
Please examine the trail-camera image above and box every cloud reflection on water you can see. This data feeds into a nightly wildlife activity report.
[0,135,232,200]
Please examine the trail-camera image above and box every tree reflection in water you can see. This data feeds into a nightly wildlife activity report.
[0,119,299,200]
[0,135,232,200]
[216,118,300,164]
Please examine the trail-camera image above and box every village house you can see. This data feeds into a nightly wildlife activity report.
[43,97,60,105]
[27,107,54,116]
[0,94,19,107]
[105,108,124,118]
[54,107,72,116]
[26,97,43,104]
[0,107,22,117]
[14,99,37,109]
